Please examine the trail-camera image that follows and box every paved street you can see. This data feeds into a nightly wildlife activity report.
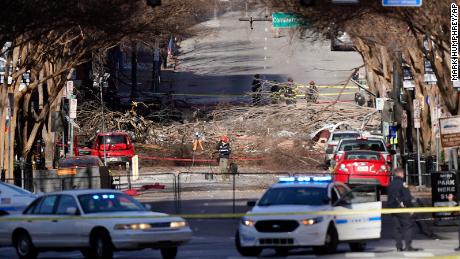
[2,196,460,259]
[1,217,459,259]
[118,10,364,105]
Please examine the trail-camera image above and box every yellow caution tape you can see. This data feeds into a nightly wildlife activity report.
[431,255,460,259]
[0,206,459,222]
[150,87,357,98]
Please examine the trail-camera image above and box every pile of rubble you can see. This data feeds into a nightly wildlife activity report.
[78,99,380,169]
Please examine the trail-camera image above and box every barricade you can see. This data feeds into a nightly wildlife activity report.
[4,175,110,193]
[177,172,292,214]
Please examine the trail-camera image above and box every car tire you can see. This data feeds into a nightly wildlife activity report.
[349,242,366,252]
[313,225,338,254]
[90,231,113,259]
[14,231,38,259]
[235,231,262,257]
[160,247,178,259]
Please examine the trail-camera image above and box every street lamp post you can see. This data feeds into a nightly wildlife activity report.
[94,72,110,166]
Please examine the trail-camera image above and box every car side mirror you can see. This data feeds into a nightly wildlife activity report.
[144,204,152,211]
[247,201,256,207]
[389,149,396,155]
[66,207,78,215]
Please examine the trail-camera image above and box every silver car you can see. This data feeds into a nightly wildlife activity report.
[325,131,361,167]
[331,138,391,168]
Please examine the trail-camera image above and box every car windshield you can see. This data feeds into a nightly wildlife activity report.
[258,187,328,206]
[58,156,102,168]
[338,139,385,152]
[78,193,146,213]
[331,133,360,141]
[345,151,381,161]
[98,135,127,144]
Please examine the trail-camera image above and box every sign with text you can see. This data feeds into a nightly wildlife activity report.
[440,116,460,148]
[375,98,385,111]
[403,64,415,89]
[272,12,306,28]
[65,81,74,99]
[69,99,78,119]
[401,110,408,128]
[413,99,421,128]
[382,0,422,7]
[431,171,459,220]
[424,59,438,84]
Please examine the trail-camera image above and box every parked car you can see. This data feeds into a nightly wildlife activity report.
[0,189,192,259]
[332,137,392,167]
[330,30,355,51]
[91,131,135,165]
[325,131,361,167]
[0,182,36,215]
[57,156,104,176]
[334,150,391,188]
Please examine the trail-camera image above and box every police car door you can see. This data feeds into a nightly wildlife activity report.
[333,183,381,241]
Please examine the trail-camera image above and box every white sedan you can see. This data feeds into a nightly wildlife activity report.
[0,189,192,259]
[0,181,36,215]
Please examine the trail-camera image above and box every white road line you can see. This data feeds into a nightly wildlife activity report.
[288,255,317,258]
[345,252,376,258]
[403,252,434,257]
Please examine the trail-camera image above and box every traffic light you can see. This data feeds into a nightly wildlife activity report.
[300,0,315,6]
[147,0,161,7]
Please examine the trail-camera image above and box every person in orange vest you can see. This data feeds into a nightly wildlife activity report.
[193,132,204,151]
[216,136,231,176]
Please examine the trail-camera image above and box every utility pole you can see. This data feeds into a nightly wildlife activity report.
[392,50,402,169]
[93,72,110,166]
[152,39,160,92]
[131,41,138,98]
[413,99,422,186]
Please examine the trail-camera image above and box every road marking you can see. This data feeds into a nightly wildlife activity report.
[345,252,375,257]
[403,252,434,257]
[288,255,317,258]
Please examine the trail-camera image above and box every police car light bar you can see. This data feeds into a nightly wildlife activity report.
[278,176,332,183]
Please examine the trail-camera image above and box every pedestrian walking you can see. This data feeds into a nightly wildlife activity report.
[216,136,231,179]
[387,168,422,252]
[251,74,262,105]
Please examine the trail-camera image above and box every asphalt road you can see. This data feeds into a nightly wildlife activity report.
[118,10,364,105]
[1,197,460,259]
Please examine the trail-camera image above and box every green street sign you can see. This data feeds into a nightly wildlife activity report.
[272,12,306,28]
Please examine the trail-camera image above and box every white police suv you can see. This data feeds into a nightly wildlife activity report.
[236,176,381,256]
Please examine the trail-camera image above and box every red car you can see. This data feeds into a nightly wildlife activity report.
[91,131,135,165]
[334,150,391,188]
